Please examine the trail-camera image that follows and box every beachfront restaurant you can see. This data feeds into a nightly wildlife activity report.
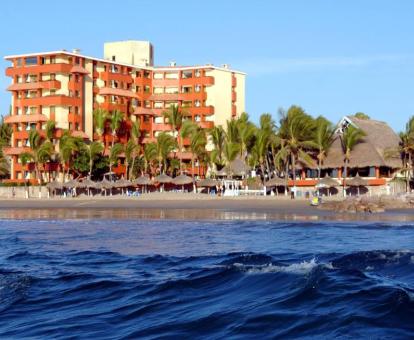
[289,116,403,197]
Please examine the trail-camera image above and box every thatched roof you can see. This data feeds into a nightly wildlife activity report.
[320,116,401,169]
[346,174,369,187]
[134,176,152,185]
[46,180,62,189]
[197,179,219,187]
[63,179,79,188]
[172,174,193,185]
[216,168,228,177]
[264,177,286,187]
[229,158,250,176]
[81,178,96,188]
[114,179,132,188]
[96,178,113,189]
[315,176,340,188]
[155,174,172,183]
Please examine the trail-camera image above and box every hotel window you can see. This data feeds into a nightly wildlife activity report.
[181,71,193,79]
[75,123,79,130]
[75,57,80,65]
[41,57,46,65]
[50,89,56,96]
[195,70,201,77]
[25,57,37,66]
[75,107,79,115]
[165,101,178,108]
[143,71,151,79]
[165,87,179,94]
[50,106,55,115]
[182,101,192,108]
[50,73,56,80]
[182,86,192,93]
[135,86,141,92]
[153,73,163,79]
[144,101,151,108]
[16,75,22,83]
[154,101,163,109]
[194,115,201,122]
[195,85,201,93]
[153,87,164,94]
[29,107,36,114]
[136,71,141,77]
[75,75,79,83]
[69,123,72,130]
[69,74,72,81]
[194,100,201,107]
[24,106,28,114]
[165,72,179,79]
[144,86,151,93]
[16,58,22,67]
[50,56,56,64]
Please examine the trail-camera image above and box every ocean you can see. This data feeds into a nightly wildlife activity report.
[0,217,413,339]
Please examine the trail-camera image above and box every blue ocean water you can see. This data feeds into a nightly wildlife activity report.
[0,218,413,339]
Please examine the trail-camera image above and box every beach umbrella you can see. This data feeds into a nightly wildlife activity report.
[114,178,132,195]
[81,178,96,196]
[264,177,286,187]
[315,176,340,188]
[134,176,152,185]
[216,167,228,177]
[197,178,219,194]
[46,180,62,197]
[63,179,80,196]
[96,178,113,196]
[155,174,172,192]
[346,174,369,196]
[229,158,250,177]
[134,176,152,193]
[197,179,219,187]
[172,174,193,192]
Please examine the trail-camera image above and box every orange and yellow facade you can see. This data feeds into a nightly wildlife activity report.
[3,41,246,180]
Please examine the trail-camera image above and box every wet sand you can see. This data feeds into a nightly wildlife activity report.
[0,193,413,221]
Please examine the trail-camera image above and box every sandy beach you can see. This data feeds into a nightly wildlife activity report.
[0,193,413,221]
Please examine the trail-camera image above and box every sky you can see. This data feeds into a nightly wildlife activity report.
[0,0,413,132]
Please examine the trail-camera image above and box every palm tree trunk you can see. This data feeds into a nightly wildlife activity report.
[408,153,412,192]
[284,161,289,196]
[343,159,348,197]
[130,157,135,180]
[89,158,93,178]
[35,163,41,198]
[318,156,322,180]
[111,132,115,149]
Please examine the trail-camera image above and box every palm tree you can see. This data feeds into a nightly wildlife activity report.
[272,138,290,195]
[109,143,124,177]
[19,152,32,198]
[155,133,176,174]
[144,143,157,175]
[209,125,226,169]
[129,119,141,179]
[85,141,104,178]
[58,130,78,181]
[237,113,256,159]
[27,130,54,197]
[251,129,269,179]
[163,105,184,172]
[93,108,108,143]
[340,124,366,195]
[188,127,207,179]
[45,120,56,142]
[223,142,239,169]
[110,110,124,148]
[125,139,140,179]
[278,106,316,189]
[313,116,335,179]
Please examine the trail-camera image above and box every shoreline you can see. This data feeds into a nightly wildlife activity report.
[0,194,413,222]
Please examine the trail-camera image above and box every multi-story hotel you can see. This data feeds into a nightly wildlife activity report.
[3,40,245,181]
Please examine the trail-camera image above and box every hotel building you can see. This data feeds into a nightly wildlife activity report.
[3,40,246,181]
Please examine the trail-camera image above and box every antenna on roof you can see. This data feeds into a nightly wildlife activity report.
[72,48,81,54]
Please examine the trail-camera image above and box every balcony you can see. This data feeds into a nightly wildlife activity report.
[132,107,155,116]
[6,63,72,77]
[3,146,32,155]
[149,93,179,101]
[192,106,214,115]
[4,114,48,124]
[198,121,214,129]
[232,91,237,102]
[180,76,214,86]
[99,87,138,99]
[100,72,133,83]
[15,95,81,107]
[179,92,207,101]
[152,123,172,132]
[232,76,237,87]
[7,80,61,91]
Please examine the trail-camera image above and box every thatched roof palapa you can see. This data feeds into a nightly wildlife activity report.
[46,180,62,190]
[315,176,340,188]
[63,179,79,188]
[172,174,193,186]
[96,178,113,190]
[81,178,96,188]
[346,174,369,187]
[318,116,402,170]
[197,179,219,187]
[155,174,172,183]
[134,176,153,186]
[264,177,286,187]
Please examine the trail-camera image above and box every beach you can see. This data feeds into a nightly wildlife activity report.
[0,193,413,221]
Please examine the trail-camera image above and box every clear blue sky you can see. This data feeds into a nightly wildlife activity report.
[1,0,413,132]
